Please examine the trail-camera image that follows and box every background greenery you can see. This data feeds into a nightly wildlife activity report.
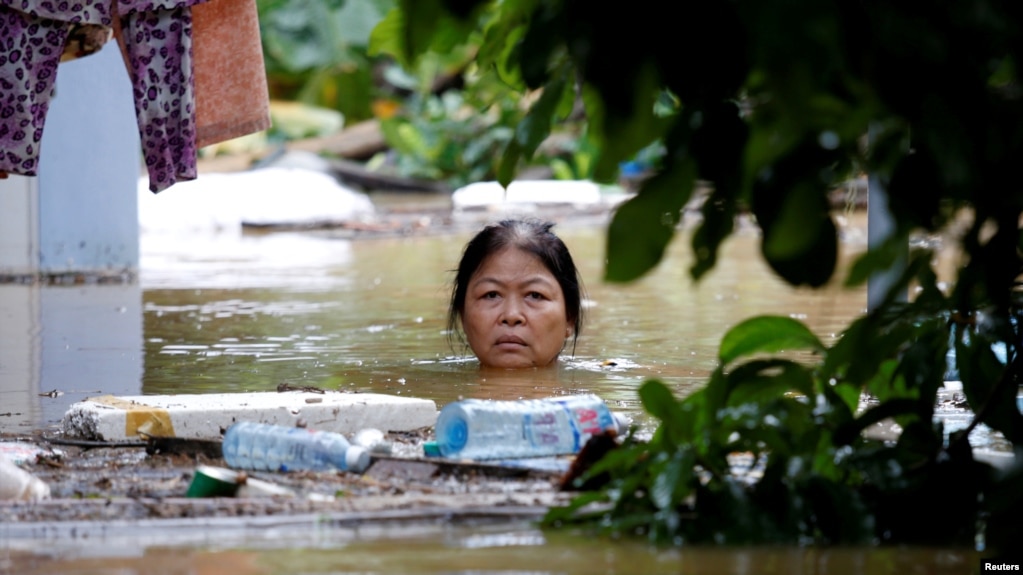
[259,0,1023,550]
[256,0,600,186]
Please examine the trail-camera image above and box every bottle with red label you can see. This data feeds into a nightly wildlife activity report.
[434,395,625,460]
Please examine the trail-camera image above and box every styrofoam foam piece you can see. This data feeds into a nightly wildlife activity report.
[452,180,603,209]
[138,166,375,233]
[60,392,438,442]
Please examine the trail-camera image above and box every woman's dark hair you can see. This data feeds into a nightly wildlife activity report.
[447,219,584,353]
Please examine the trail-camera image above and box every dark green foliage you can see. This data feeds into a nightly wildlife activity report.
[379,0,1023,548]
[750,137,842,287]
[258,0,393,122]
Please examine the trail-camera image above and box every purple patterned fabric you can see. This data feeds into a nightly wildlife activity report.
[118,0,207,16]
[0,9,68,176]
[0,0,111,24]
[121,6,197,191]
[0,0,208,192]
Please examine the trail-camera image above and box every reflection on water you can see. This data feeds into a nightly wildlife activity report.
[4,518,980,575]
[0,284,142,431]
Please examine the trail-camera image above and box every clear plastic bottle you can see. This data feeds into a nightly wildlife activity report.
[0,457,50,501]
[434,394,622,460]
[221,421,371,473]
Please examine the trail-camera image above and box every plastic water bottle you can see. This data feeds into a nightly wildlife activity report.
[434,394,622,460]
[0,457,50,501]
[221,422,371,473]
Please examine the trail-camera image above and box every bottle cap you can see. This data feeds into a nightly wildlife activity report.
[422,441,441,457]
[434,406,468,455]
[345,446,371,473]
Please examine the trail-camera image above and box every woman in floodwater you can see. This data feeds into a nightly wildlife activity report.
[447,219,584,369]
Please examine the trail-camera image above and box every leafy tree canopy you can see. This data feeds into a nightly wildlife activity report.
[373,0,1023,549]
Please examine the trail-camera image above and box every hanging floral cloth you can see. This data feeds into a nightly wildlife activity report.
[0,0,269,192]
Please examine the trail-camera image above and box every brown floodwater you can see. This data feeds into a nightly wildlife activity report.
[2,519,982,575]
[137,215,869,427]
[0,209,996,573]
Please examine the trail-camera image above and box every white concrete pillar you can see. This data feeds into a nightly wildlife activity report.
[0,41,140,278]
[0,175,38,278]
[0,42,143,431]
[37,44,141,277]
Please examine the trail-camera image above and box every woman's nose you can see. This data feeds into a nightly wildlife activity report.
[500,300,525,325]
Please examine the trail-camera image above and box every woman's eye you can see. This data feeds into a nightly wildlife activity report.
[483,291,499,299]
[527,291,544,300]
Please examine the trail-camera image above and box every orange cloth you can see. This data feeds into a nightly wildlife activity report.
[191,0,271,149]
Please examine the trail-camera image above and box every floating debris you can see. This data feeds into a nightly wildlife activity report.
[0,458,50,501]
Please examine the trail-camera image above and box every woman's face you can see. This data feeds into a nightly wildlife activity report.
[462,247,571,369]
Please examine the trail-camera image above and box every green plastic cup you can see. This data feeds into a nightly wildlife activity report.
[186,465,244,498]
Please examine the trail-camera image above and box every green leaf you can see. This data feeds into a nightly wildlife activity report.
[368,7,405,61]
[515,77,567,158]
[580,440,648,479]
[845,232,911,287]
[397,122,433,158]
[803,477,875,544]
[750,138,842,287]
[497,139,523,187]
[689,101,749,190]
[762,183,826,261]
[763,214,838,288]
[724,359,816,404]
[719,315,825,365]
[541,490,608,525]
[398,0,444,64]
[638,379,682,424]
[650,454,680,511]
[727,423,794,458]
[479,18,527,88]
[830,382,862,415]
[516,2,562,88]
[689,190,737,282]
[958,333,1023,444]
[651,449,695,511]
[261,0,346,72]
[549,158,575,180]
[592,64,667,182]
[605,159,695,282]
[833,398,920,445]
[555,75,577,120]
[701,368,729,435]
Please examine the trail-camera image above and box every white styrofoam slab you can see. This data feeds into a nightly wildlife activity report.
[452,180,603,208]
[61,392,438,442]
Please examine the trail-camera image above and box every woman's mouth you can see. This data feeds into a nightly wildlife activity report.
[496,335,527,346]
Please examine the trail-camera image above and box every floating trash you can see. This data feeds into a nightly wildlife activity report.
[0,458,50,501]
[0,442,53,465]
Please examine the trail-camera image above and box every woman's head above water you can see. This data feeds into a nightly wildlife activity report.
[448,219,584,369]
